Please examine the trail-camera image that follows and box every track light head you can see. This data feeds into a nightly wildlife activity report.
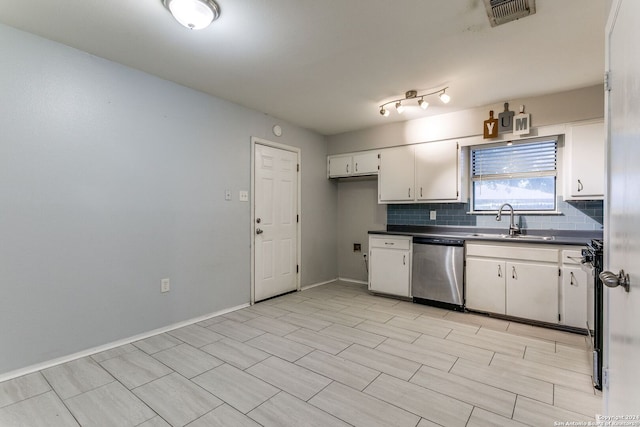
[418,98,429,110]
[395,101,405,114]
[380,106,389,117]
[439,89,451,104]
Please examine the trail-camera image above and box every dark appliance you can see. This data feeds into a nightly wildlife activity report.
[582,238,603,390]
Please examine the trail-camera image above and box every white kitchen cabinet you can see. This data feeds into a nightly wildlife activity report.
[378,146,415,202]
[328,155,352,178]
[415,140,459,201]
[560,249,589,328]
[465,257,506,314]
[368,235,412,297]
[565,121,605,200]
[327,151,379,178]
[465,242,560,323]
[505,261,559,323]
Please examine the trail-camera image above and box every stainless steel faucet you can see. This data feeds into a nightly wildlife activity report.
[496,203,520,236]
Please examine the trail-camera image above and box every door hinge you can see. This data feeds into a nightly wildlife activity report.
[605,71,611,92]
[297,163,300,172]
[558,313,561,322]
[559,268,561,277]
[296,264,299,273]
[296,214,299,223]
[377,154,380,159]
[603,368,609,389]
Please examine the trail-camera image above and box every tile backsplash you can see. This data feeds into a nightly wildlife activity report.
[387,197,603,231]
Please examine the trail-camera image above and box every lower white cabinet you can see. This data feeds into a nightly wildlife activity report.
[465,258,506,314]
[505,261,559,323]
[368,235,412,297]
[465,242,559,324]
[561,249,590,328]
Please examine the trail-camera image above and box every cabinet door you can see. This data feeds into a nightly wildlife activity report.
[561,266,589,329]
[379,146,415,202]
[328,155,352,178]
[369,247,410,297]
[506,261,559,323]
[465,258,506,314]
[568,122,605,198]
[352,152,379,175]
[415,141,459,201]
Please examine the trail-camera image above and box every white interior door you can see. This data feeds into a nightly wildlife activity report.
[604,0,640,413]
[254,143,298,302]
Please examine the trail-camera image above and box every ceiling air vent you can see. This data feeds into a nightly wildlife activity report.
[483,0,536,27]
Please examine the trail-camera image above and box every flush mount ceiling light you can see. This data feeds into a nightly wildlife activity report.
[163,0,220,30]
[379,88,451,116]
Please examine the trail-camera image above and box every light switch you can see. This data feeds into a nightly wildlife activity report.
[239,190,249,202]
[225,189,232,201]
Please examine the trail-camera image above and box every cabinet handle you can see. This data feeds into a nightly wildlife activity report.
[512,266,517,279]
[408,188,411,198]
[420,187,423,198]
[403,255,406,265]
[346,164,349,173]
[497,265,502,278]
[570,272,577,286]
[577,179,583,192]
[355,162,358,172]
[384,242,395,245]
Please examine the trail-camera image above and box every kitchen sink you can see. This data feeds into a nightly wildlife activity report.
[463,232,555,241]
[499,234,555,241]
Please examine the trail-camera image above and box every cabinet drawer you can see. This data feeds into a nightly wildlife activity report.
[562,249,583,265]
[466,243,558,263]
[369,236,411,250]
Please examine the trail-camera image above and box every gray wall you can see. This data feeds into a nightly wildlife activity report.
[0,24,336,376]
[336,179,386,282]
[327,85,604,154]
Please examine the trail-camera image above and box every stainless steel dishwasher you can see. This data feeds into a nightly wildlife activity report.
[411,236,465,311]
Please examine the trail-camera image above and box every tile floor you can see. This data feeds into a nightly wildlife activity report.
[0,281,602,426]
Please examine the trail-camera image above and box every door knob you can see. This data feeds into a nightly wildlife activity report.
[256,218,261,224]
[256,228,264,235]
[600,270,630,292]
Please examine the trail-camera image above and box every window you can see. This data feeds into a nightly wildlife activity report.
[471,139,557,212]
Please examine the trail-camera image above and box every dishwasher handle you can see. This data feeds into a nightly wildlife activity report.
[413,237,464,247]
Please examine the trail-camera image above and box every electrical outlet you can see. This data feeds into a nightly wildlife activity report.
[161,278,170,293]
[430,210,437,220]
[353,243,361,252]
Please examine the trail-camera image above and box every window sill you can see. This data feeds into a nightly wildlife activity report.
[467,211,562,215]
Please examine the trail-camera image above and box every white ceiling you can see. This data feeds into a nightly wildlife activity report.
[0,0,611,135]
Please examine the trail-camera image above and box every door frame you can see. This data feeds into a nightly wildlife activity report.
[250,137,301,305]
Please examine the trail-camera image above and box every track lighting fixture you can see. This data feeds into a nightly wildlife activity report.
[163,0,220,30]
[379,87,450,116]
[439,88,451,104]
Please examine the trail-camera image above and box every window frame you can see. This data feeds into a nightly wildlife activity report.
[468,137,560,214]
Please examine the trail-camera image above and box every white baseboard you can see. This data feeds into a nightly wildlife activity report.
[337,277,368,285]
[300,278,338,290]
[0,303,250,383]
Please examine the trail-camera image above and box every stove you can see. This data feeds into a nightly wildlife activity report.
[582,238,603,390]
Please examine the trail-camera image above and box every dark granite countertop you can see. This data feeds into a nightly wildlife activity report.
[369,225,602,246]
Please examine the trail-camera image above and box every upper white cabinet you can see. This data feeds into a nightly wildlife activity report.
[565,121,605,200]
[328,151,379,178]
[415,140,459,201]
[379,146,415,202]
[378,140,463,203]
